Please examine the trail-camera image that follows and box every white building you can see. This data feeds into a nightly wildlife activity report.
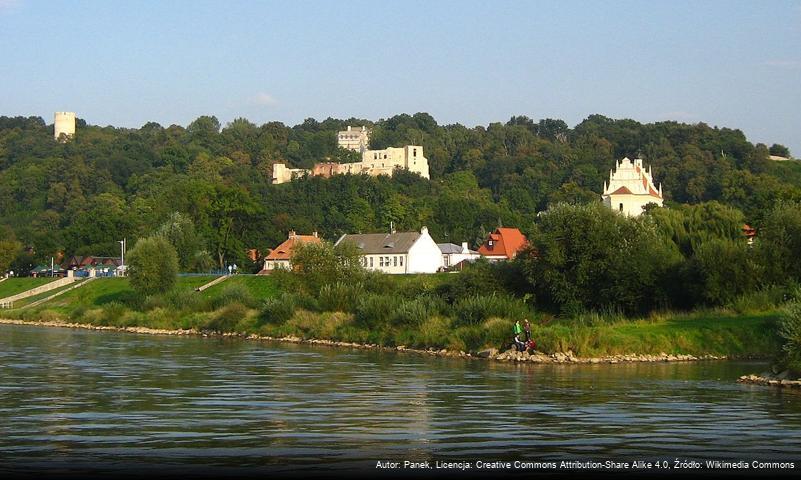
[438,242,480,269]
[335,227,442,274]
[601,157,663,216]
[272,145,429,184]
[338,125,370,153]
[54,112,76,141]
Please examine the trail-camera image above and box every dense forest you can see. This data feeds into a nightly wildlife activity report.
[1,112,799,275]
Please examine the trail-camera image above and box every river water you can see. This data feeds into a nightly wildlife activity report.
[0,324,799,476]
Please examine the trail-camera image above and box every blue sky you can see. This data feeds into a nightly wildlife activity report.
[2,0,800,154]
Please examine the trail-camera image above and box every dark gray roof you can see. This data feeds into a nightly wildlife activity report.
[438,243,478,254]
[336,231,420,254]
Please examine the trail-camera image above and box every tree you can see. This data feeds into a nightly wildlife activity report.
[289,241,364,293]
[755,201,801,285]
[127,236,179,296]
[691,238,760,305]
[155,212,202,271]
[769,144,790,158]
[0,239,22,273]
[517,202,681,315]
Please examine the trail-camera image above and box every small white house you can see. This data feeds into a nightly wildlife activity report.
[335,227,443,274]
[438,242,480,269]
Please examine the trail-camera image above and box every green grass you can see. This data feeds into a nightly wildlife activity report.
[199,275,279,301]
[10,279,91,308]
[531,312,781,357]
[0,278,59,299]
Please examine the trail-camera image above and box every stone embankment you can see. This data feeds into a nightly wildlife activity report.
[738,371,801,389]
[0,318,729,365]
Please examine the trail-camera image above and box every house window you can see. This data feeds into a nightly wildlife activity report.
[413,148,417,157]
[369,257,374,267]
[619,203,624,212]
[393,256,398,267]
[400,256,403,266]
[379,257,384,267]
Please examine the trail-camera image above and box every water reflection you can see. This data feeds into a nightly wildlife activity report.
[0,324,800,475]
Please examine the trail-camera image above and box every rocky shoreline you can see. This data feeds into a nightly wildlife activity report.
[0,318,729,365]
[738,371,801,389]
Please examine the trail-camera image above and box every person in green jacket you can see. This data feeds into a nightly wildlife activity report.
[513,319,525,352]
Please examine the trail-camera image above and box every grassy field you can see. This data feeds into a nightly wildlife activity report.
[0,278,59,299]
[199,275,280,300]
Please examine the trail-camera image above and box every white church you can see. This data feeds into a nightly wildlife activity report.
[602,157,663,216]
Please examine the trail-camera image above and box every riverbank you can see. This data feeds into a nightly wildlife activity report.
[0,318,740,365]
[0,275,785,360]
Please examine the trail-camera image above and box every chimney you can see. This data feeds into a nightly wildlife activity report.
[461,242,469,253]
[347,126,352,131]
[288,230,296,239]
[421,226,429,235]
[312,231,318,238]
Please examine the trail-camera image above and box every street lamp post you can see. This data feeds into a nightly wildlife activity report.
[119,238,126,276]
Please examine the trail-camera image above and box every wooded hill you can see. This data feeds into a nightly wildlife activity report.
[1,113,799,272]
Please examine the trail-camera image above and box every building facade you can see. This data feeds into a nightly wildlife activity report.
[438,242,481,269]
[272,145,429,184]
[54,111,76,141]
[261,231,321,273]
[601,157,663,216]
[335,227,442,274]
[337,126,370,152]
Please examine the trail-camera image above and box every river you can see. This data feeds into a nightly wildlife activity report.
[0,324,799,476]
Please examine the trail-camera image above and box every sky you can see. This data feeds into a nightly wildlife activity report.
[1,0,800,154]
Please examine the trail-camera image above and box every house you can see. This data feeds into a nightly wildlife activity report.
[260,231,321,273]
[438,242,480,270]
[337,125,370,153]
[601,157,663,216]
[62,255,123,277]
[272,145,429,184]
[335,227,442,274]
[743,224,757,246]
[477,228,528,262]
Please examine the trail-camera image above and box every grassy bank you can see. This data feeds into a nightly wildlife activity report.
[0,274,783,358]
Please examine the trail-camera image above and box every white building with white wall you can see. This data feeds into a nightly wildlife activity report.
[335,227,442,274]
[438,242,480,269]
[54,112,76,141]
[338,126,370,152]
[601,157,663,216]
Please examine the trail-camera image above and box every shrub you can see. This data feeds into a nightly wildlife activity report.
[452,294,532,327]
[212,282,255,310]
[99,301,128,326]
[205,302,248,333]
[260,293,298,325]
[163,288,207,312]
[779,301,801,372]
[318,281,363,313]
[389,296,446,327]
[354,293,401,327]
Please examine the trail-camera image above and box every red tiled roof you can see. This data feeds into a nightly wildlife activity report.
[477,227,528,259]
[610,186,634,195]
[265,234,321,261]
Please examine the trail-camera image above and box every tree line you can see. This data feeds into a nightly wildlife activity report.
[0,112,799,276]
